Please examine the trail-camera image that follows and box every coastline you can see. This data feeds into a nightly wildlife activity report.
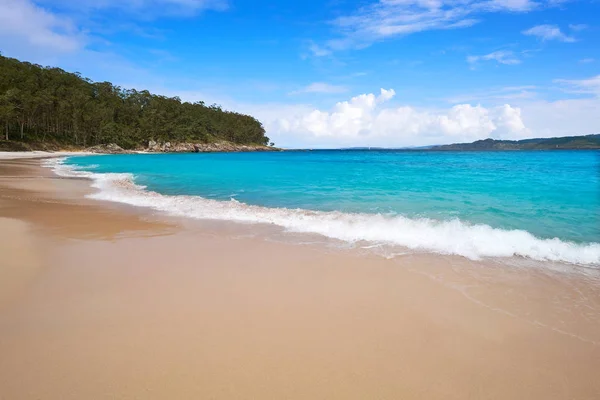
[0,140,281,155]
[1,154,599,399]
[0,150,95,159]
[50,152,600,266]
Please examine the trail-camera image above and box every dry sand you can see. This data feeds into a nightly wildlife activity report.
[0,155,599,399]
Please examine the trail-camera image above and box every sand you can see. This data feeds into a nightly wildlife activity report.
[0,155,599,399]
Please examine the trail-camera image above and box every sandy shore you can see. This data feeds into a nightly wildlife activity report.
[1,154,599,399]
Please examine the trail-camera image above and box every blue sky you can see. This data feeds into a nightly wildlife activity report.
[1,0,599,147]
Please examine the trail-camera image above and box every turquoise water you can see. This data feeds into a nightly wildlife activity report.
[60,150,600,265]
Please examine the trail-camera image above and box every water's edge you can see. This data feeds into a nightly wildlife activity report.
[44,157,600,267]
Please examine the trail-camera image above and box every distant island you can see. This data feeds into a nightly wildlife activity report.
[430,134,600,151]
[294,135,600,152]
[0,55,273,152]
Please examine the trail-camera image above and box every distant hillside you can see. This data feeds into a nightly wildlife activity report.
[430,134,600,151]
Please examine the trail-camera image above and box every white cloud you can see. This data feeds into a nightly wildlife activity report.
[307,42,332,57]
[0,0,229,62]
[568,24,587,31]
[290,83,349,95]
[486,0,537,11]
[154,0,229,14]
[38,0,229,16]
[141,86,600,149]
[519,98,600,138]
[579,58,594,64]
[522,24,575,42]
[446,85,538,103]
[0,0,231,76]
[554,75,600,96]
[313,0,548,52]
[0,0,85,56]
[262,89,530,147]
[467,50,521,67]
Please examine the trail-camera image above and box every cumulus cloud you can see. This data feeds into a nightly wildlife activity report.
[522,24,575,42]
[0,0,85,55]
[290,83,349,95]
[264,89,529,147]
[467,50,521,67]
[151,86,600,148]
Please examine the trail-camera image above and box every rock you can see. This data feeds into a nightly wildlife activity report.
[86,143,128,154]
[142,140,282,153]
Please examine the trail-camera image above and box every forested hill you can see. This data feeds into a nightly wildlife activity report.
[0,55,270,150]
[430,134,600,151]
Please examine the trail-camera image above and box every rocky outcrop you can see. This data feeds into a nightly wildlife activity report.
[143,140,281,153]
[84,141,281,154]
[86,143,129,154]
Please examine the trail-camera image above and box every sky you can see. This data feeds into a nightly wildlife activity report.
[0,0,599,148]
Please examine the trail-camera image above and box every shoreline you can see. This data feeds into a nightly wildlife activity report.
[49,152,600,267]
[1,155,599,399]
[0,150,95,159]
[7,151,600,275]
[0,140,281,155]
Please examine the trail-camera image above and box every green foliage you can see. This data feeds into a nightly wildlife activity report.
[432,135,600,151]
[0,55,270,148]
[0,140,31,151]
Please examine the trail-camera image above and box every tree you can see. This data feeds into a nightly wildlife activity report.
[0,54,270,148]
[0,92,15,140]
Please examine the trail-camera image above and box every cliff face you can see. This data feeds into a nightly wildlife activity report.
[431,134,600,151]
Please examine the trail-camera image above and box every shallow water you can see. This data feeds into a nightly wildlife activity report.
[58,150,600,265]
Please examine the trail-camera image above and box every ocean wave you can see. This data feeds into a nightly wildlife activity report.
[44,157,600,266]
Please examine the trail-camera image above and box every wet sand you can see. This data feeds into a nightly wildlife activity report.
[0,156,599,399]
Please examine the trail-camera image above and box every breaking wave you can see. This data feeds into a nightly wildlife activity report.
[44,157,600,266]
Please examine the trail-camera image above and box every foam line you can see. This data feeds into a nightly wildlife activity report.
[44,157,600,266]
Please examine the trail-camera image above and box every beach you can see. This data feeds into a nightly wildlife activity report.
[1,154,599,399]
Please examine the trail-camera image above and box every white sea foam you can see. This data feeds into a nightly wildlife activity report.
[45,157,600,266]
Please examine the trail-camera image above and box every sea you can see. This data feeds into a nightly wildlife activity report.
[49,150,600,267]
